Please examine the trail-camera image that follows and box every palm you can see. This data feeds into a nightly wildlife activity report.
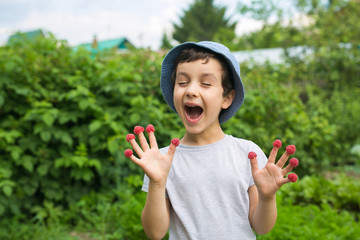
[140,148,173,183]
[253,162,285,198]
[125,126,178,185]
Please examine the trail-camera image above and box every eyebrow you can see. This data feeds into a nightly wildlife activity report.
[176,71,218,81]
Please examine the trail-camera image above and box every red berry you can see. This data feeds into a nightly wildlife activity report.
[289,158,299,167]
[286,145,296,155]
[171,138,180,147]
[273,139,282,148]
[126,134,135,142]
[288,173,298,182]
[134,126,144,135]
[146,124,155,133]
[248,152,257,159]
[124,149,133,158]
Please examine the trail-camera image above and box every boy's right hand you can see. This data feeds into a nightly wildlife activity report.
[124,124,179,186]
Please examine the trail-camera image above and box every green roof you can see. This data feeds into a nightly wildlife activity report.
[75,37,133,52]
[7,29,45,44]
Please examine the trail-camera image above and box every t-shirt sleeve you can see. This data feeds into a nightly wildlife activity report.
[141,173,150,192]
[248,143,268,187]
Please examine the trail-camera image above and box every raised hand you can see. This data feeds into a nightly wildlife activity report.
[248,140,299,199]
[124,124,180,185]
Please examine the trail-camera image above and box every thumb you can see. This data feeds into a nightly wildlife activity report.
[167,138,180,159]
[248,151,258,173]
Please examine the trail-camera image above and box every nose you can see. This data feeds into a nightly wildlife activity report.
[186,83,199,98]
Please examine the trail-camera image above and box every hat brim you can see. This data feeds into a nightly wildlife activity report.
[160,41,245,124]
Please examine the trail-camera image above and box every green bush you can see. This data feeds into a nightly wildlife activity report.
[258,173,360,240]
[0,34,181,218]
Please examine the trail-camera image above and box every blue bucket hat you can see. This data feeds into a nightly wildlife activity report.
[160,41,244,124]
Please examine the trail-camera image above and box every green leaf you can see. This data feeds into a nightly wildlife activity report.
[37,164,50,176]
[0,204,5,216]
[3,186,13,197]
[42,113,55,126]
[89,120,102,133]
[22,156,34,172]
[40,131,51,142]
[130,113,141,123]
[60,132,73,146]
[0,94,4,108]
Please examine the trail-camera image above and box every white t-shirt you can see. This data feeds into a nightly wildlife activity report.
[142,135,267,240]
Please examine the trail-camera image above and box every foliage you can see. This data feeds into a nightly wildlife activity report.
[0,34,182,219]
[235,0,360,51]
[160,32,173,50]
[172,0,236,44]
[258,173,360,239]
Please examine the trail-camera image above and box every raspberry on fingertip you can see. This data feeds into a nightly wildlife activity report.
[288,173,298,182]
[134,126,144,135]
[171,138,180,147]
[126,134,135,142]
[286,145,296,155]
[248,152,257,159]
[146,124,155,133]
[124,149,133,158]
[273,139,282,148]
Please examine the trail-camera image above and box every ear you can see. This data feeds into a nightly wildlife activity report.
[222,90,235,110]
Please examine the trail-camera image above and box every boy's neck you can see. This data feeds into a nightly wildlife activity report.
[181,125,226,146]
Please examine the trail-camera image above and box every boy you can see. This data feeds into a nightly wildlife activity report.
[125,41,298,239]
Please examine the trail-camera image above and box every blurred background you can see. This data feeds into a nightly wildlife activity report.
[0,0,359,239]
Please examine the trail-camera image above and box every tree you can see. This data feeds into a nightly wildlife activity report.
[160,32,173,50]
[172,0,236,44]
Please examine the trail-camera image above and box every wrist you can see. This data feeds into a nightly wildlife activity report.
[149,179,167,190]
[258,192,276,202]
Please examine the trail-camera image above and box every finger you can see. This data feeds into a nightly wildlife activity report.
[134,126,150,151]
[146,124,158,149]
[126,134,143,158]
[276,145,296,168]
[269,139,282,164]
[248,152,258,173]
[281,164,294,176]
[167,138,180,159]
[282,158,299,176]
[124,149,144,168]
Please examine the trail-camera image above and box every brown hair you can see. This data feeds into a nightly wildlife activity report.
[171,47,234,97]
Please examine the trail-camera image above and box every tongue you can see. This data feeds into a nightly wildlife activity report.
[189,107,203,119]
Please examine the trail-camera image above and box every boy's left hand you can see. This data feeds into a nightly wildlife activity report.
[248,140,298,199]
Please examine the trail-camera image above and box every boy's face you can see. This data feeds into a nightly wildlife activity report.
[173,57,234,136]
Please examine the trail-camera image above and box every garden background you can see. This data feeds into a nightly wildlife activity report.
[0,0,359,239]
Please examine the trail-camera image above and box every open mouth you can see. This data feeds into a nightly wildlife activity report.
[184,105,203,121]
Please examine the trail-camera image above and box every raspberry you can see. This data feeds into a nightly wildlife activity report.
[248,152,257,159]
[134,126,144,135]
[146,124,155,133]
[171,138,180,147]
[273,139,282,148]
[288,173,298,182]
[124,149,133,158]
[126,134,135,142]
[286,145,296,155]
[289,158,299,167]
